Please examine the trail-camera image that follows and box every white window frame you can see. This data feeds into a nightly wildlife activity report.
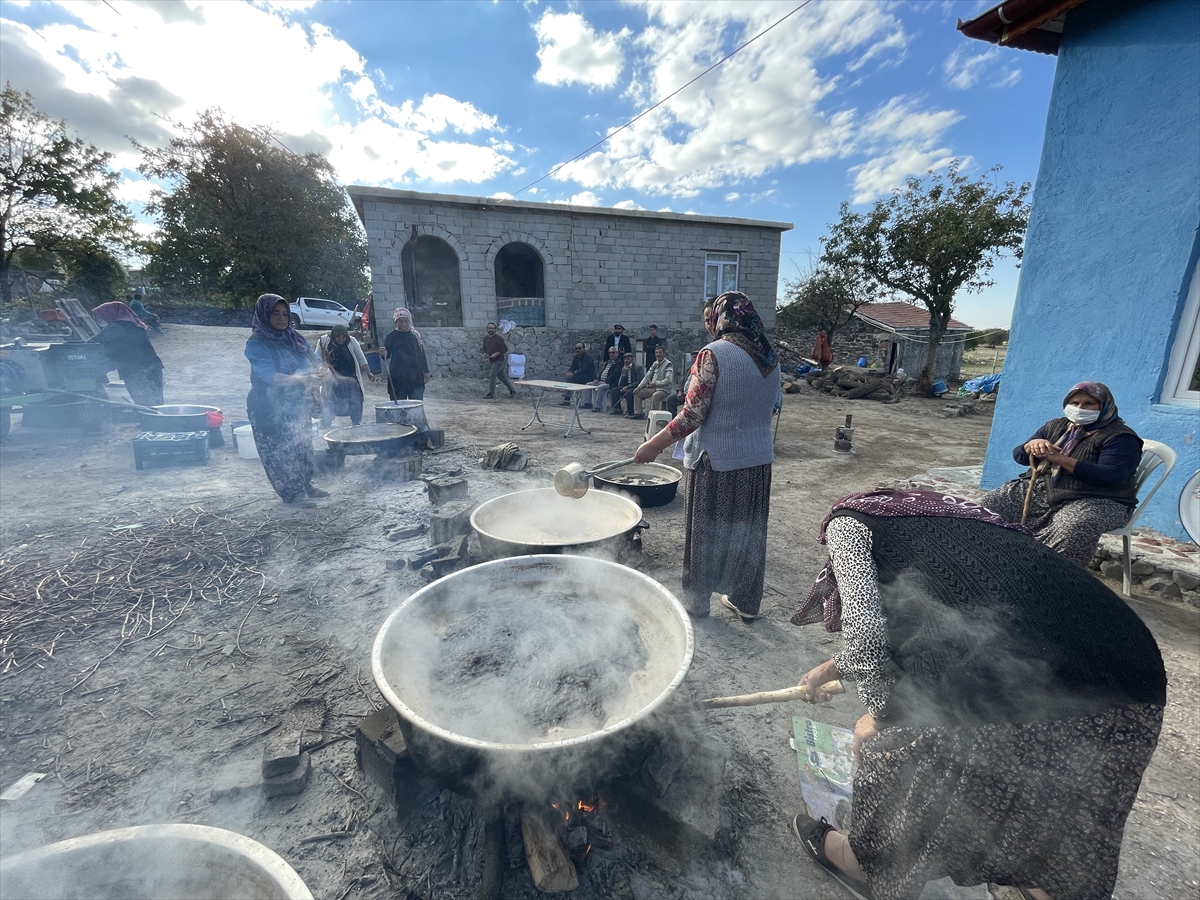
[1162,261,1200,407]
[704,252,739,301]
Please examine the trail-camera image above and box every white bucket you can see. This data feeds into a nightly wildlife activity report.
[234,425,259,460]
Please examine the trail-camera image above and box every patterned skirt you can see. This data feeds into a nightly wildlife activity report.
[248,406,314,503]
[981,477,1131,566]
[681,455,772,616]
[849,702,1163,900]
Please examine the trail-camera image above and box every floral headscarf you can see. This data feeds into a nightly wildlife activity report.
[791,489,1028,632]
[251,293,309,354]
[392,307,424,348]
[706,291,777,376]
[1054,381,1122,483]
[92,301,146,330]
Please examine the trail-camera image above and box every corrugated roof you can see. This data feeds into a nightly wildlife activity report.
[956,0,1091,56]
[347,186,794,232]
[855,303,972,331]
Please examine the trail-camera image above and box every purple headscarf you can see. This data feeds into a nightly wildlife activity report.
[791,489,1029,632]
[251,293,309,355]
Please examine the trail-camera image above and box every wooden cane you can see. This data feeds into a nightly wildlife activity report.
[1020,433,1070,525]
[701,681,844,709]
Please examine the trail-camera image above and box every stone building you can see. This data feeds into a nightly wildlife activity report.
[853,303,970,381]
[347,187,791,380]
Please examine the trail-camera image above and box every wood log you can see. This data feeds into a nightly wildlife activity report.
[701,680,844,709]
[843,378,884,400]
[520,808,578,893]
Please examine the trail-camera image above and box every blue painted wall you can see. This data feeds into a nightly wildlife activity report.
[982,0,1200,540]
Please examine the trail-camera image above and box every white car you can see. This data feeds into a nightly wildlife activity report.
[289,297,353,329]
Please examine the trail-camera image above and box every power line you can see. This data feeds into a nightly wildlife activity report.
[510,1,814,198]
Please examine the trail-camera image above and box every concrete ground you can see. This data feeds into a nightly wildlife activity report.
[0,324,1195,899]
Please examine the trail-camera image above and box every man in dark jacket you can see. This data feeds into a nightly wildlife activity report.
[642,324,663,367]
[481,322,516,399]
[610,352,645,416]
[562,341,596,405]
[601,324,632,363]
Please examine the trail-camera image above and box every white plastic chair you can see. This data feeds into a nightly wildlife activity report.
[1107,439,1177,597]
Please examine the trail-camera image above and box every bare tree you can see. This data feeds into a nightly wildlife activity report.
[777,263,877,349]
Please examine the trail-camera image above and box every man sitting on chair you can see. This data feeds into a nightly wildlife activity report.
[631,345,674,420]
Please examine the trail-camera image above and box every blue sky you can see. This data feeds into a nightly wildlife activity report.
[0,0,1058,327]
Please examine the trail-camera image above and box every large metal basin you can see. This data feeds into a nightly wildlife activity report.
[375,400,430,431]
[470,487,644,556]
[371,555,694,799]
[137,404,221,432]
[0,824,312,899]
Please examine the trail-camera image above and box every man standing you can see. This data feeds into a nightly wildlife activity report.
[611,351,645,416]
[587,345,622,412]
[562,341,596,405]
[481,322,516,399]
[632,344,674,418]
[603,324,632,362]
[642,324,663,367]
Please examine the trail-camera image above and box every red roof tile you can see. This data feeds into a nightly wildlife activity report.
[855,303,972,331]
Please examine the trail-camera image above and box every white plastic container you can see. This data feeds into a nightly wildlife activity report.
[234,425,259,460]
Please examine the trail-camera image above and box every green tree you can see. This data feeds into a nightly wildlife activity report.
[821,163,1030,395]
[777,263,877,349]
[137,111,368,307]
[0,84,135,307]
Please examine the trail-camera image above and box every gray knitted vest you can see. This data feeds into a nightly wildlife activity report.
[683,339,780,472]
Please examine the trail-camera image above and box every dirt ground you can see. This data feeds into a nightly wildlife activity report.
[0,324,1196,899]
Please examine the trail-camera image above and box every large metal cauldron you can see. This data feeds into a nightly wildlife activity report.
[0,824,312,899]
[470,487,644,557]
[371,555,694,799]
[136,404,221,432]
[375,400,430,431]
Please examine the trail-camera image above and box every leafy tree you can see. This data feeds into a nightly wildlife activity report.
[777,264,877,348]
[137,111,368,307]
[822,163,1029,395]
[0,84,135,307]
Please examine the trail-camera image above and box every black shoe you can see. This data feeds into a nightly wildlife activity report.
[609,408,623,415]
[305,485,330,498]
[581,402,592,409]
[509,390,516,398]
[628,413,645,420]
[559,399,573,406]
[484,393,495,399]
[791,814,871,900]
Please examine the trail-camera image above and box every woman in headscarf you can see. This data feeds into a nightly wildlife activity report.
[980,381,1142,565]
[315,324,374,426]
[789,489,1165,900]
[633,291,781,622]
[89,301,165,407]
[244,294,328,504]
[379,307,430,401]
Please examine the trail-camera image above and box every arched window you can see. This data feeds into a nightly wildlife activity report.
[401,236,462,327]
[494,242,545,326]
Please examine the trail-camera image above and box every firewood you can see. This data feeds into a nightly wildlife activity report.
[520,808,579,893]
[700,681,844,708]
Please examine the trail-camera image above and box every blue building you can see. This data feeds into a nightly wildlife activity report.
[962,0,1200,540]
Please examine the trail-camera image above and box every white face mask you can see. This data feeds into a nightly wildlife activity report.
[1063,404,1100,425]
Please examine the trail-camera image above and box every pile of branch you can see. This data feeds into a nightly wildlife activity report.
[0,504,367,687]
[804,366,905,402]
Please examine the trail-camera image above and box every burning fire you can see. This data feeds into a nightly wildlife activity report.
[550,792,616,864]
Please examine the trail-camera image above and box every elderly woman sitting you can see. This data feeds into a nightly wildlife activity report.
[980,381,1142,566]
[790,489,1165,900]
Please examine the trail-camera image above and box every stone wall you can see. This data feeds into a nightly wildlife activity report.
[349,188,790,343]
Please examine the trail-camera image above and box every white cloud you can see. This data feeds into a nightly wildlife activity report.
[724,192,740,202]
[847,97,963,203]
[569,191,602,206]
[613,199,644,210]
[533,10,627,88]
[943,45,1021,91]
[547,1,936,200]
[0,0,514,189]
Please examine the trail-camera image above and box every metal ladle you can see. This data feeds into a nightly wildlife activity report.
[554,457,637,499]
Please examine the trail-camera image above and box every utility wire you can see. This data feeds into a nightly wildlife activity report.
[510,0,814,198]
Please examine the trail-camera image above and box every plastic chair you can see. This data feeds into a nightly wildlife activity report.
[1107,439,1177,597]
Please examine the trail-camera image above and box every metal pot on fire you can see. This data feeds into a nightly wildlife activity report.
[371,555,694,799]
[469,488,645,557]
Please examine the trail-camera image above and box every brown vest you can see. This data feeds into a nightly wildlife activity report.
[1041,417,1141,508]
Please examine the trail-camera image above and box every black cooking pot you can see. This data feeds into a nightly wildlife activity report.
[592,462,682,507]
[136,404,221,433]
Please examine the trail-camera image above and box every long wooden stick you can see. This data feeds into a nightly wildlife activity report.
[1020,433,1069,525]
[701,681,844,709]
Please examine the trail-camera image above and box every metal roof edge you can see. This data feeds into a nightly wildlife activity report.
[346,185,794,232]
[854,309,972,331]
